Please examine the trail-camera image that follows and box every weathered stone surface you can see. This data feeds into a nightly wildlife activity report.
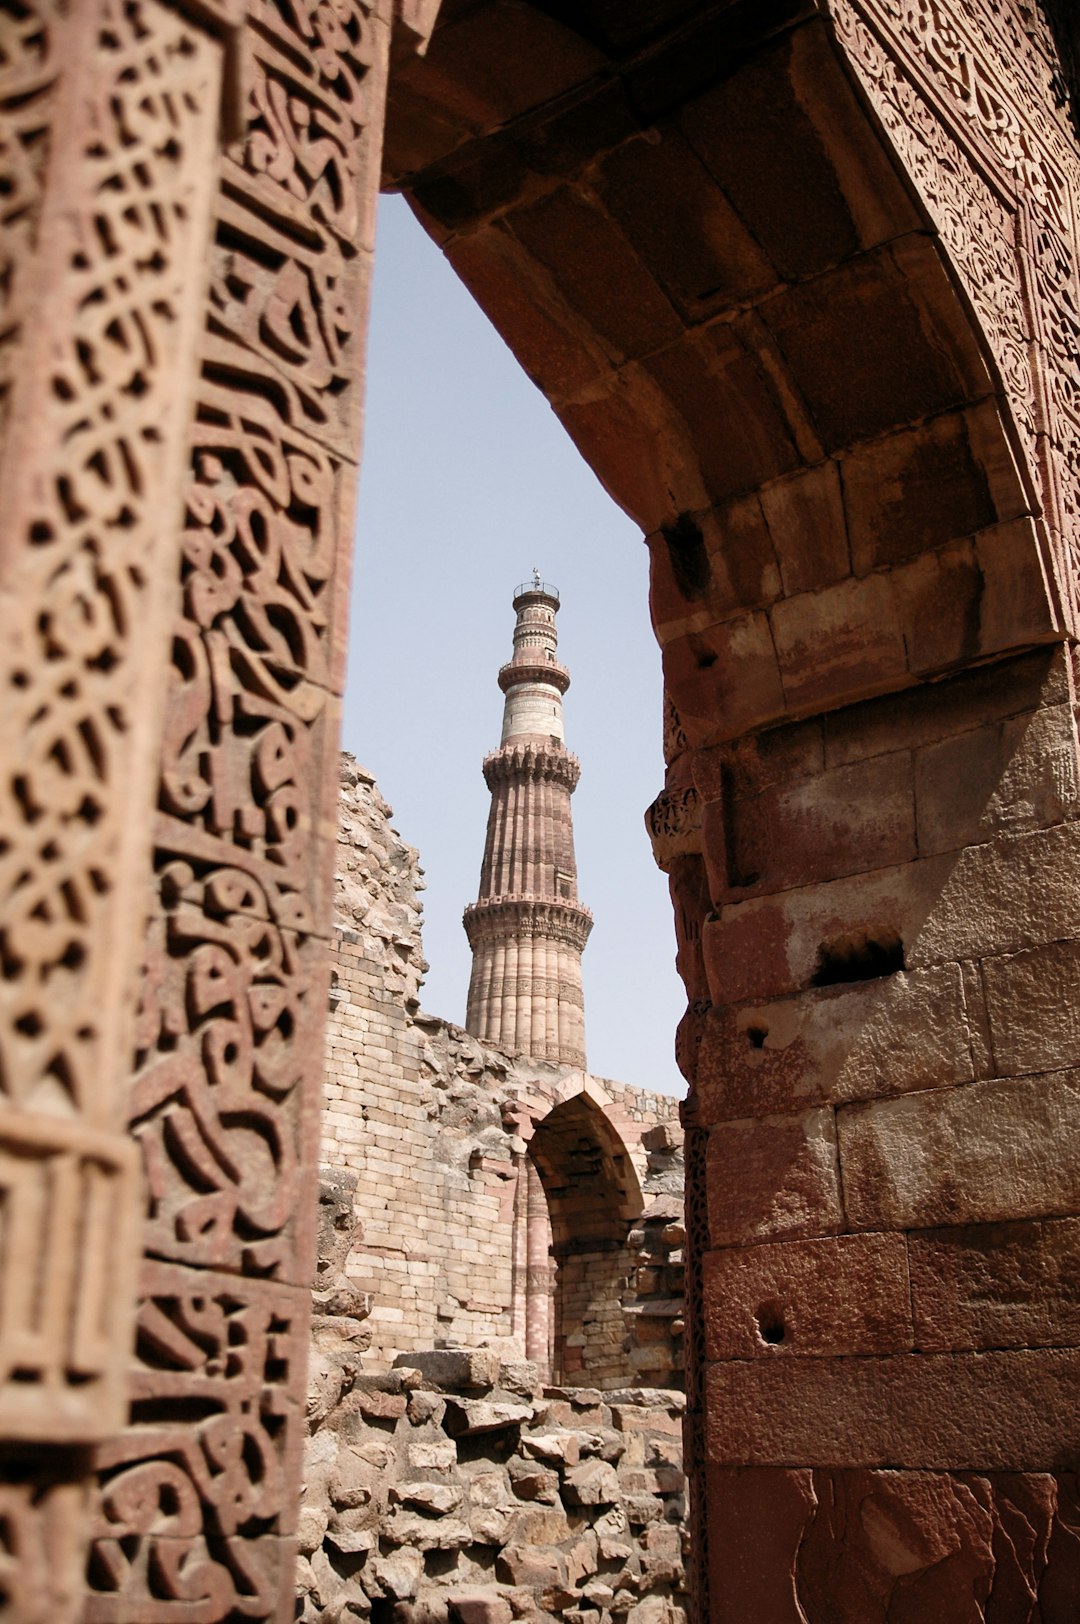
[982,939,1080,1076]
[507,1458,560,1503]
[371,1549,424,1601]
[395,1349,503,1390]
[712,750,916,902]
[908,822,1080,968]
[389,1481,463,1515]
[703,1233,911,1358]
[704,854,952,1004]
[694,963,972,1123]
[706,1108,842,1246]
[914,703,1080,855]
[909,1218,1080,1352]
[522,1431,581,1467]
[443,1399,534,1437]
[837,1071,1080,1230]
[495,1546,565,1589]
[564,1460,620,1506]
[706,1349,1080,1468]
[448,1592,515,1624]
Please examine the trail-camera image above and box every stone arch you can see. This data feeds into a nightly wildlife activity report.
[379,6,1080,1618]
[528,1089,646,1387]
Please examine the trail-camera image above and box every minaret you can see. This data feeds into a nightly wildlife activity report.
[463,575,592,1067]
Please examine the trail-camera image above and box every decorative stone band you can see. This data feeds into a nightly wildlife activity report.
[463,896,594,953]
[483,743,581,791]
[498,659,571,695]
[0,1111,140,1443]
[645,785,703,872]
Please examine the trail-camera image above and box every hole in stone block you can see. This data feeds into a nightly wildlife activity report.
[661,511,710,601]
[755,1300,785,1345]
[810,930,904,987]
[745,1025,766,1049]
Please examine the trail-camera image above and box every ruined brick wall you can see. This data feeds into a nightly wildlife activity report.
[298,1346,688,1624]
[322,757,683,1385]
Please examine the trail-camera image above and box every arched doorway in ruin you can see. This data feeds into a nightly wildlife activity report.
[525,1089,645,1387]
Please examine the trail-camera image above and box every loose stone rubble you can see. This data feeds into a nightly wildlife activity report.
[299,1334,688,1624]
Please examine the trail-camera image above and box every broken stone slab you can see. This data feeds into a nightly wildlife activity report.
[407,1437,457,1471]
[408,1391,447,1426]
[563,1459,620,1506]
[497,1359,542,1397]
[442,1397,534,1437]
[383,1510,474,1550]
[520,1431,581,1466]
[447,1591,515,1624]
[325,1523,376,1556]
[369,1548,423,1601]
[507,1458,560,1503]
[389,1481,464,1515]
[495,1545,565,1588]
[469,1506,516,1544]
[393,1348,503,1391]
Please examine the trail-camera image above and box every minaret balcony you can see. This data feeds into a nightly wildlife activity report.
[498,658,570,695]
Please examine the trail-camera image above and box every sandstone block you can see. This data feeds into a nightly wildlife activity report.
[443,1399,533,1437]
[661,610,785,747]
[448,1592,514,1624]
[704,853,952,1004]
[506,1505,571,1545]
[714,751,916,903]
[384,1510,473,1550]
[760,459,849,597]
[325,1523,375,1555]
[706,1348,1080,1468]
[837,1070,1080,1230]
[394,1348,503,1390]
[914,704,1079,857]
[564,1459,620,1506]
[408,1438,457,1472]
[469,1508,515,1545]
[623,1494,664,1525]
[370,1549,424,1600]
[389,1482,463,1516]
[704,1466,816,1624]
[908,821,1080,968]
[495,1546,564,1589]
[703,1232,911,1359]
[507,1459,559,1504]
[982,939,1080,1076]
[909,1217,1080,1352]
[842,404,998,574]
[522,1431,581,1466]
[694,962,972,1123]
[353,1388,407,1421]
[769,572,908,714]
[706,1108,842,1246]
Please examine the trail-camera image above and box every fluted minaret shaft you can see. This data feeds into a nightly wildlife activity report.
[464,581,592,1067]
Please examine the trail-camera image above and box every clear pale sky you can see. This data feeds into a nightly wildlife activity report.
[342,194,685,1096]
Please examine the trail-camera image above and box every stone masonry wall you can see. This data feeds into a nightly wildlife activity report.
[298,1345,688,1624]
[322,757,683,1383]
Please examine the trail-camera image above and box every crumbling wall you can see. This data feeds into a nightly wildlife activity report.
[323,756,684,1383]
[297,1348,688,1624]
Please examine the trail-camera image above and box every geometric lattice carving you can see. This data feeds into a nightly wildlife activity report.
[832,0,1080,630]
[0,0,222,1448]
[88,1263,306,1620]
[87,1,394,1615]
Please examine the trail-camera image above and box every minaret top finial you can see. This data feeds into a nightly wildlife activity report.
[532,566,541,589]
